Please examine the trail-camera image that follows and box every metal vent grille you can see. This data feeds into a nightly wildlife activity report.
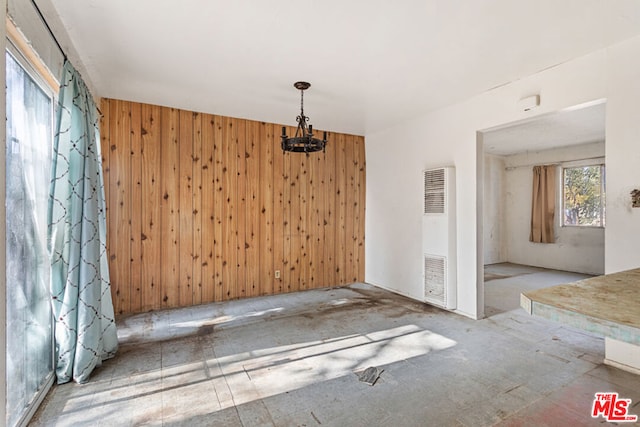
[424,169,445,214]
[424,255,446,306]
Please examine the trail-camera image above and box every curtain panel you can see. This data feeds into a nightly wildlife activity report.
[530,165,557,244]
[48,60,118,384]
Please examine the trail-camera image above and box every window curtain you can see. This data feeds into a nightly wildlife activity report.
[48,60,118,384]
[530,165,556,244]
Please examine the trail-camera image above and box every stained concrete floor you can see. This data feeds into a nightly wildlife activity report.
[31,266,640,426]
[483,263,592,317]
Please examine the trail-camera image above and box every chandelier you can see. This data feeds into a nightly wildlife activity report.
[281,81,327,153]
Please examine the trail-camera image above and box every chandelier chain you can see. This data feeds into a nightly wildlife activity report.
[281,81,327,154]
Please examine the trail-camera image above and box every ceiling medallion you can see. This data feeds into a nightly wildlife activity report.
[281,81,327,154]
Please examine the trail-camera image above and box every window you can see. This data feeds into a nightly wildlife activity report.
[562,164,605,227]
[5,48,55,427]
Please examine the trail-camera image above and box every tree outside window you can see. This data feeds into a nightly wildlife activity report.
[562,165,605,227]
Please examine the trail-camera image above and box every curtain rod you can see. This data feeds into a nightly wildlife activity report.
[504,155,605,171]
[31,0,67,61]
[31,0,103,116]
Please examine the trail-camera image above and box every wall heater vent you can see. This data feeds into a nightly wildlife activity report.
[424,168,446,214]
[422,167,457,310]
[424,255,446,306]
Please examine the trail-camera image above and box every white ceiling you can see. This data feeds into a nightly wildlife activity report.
[44,0,640,136]
[482,102,606,156]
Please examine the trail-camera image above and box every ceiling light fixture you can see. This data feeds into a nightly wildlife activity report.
[281,81,327,154]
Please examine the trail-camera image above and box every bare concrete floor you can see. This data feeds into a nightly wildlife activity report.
[483,263,592,317]
[31,270,640,426]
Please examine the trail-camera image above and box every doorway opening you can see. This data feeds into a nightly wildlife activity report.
[477,100,606,318]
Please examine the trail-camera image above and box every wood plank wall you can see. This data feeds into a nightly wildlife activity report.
[100,98,366,316]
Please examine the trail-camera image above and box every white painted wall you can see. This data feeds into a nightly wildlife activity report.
[503,142,605,275]
[366,35,640,319]
[483,154,506,265]
[605,37,640,274]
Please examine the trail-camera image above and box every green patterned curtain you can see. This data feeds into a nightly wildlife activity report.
[48,60,118,384]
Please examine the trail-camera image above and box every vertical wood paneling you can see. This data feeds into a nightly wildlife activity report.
[272,126,285,294]
[110,100,131,315]
[213,115,225,301]
[245,121,260,297]
[222,117,237,300]
[192,113,203,305]
[259,123,274,295]
[235,118,247,299]
[308,139,324,288]
[130,102,143,312]
[298,154,309,291]
[99,99,111,283]
[354,137,366,282]
[140,104,162,312]
[345,136,356,283]
[200,114,216,303]
[102,99,365,315]
[336,133,348,285]
[179,110,194,307]
[289,149,302,293]
[323,132,337,288]
[160,108,180,308]
[282,127,294,292]
[307,146,317,289]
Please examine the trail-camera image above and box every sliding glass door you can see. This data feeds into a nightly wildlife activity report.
[5,49,54,427]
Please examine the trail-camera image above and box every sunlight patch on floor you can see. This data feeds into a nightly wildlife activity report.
[58,324,457,420]
[210,324,456,408]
